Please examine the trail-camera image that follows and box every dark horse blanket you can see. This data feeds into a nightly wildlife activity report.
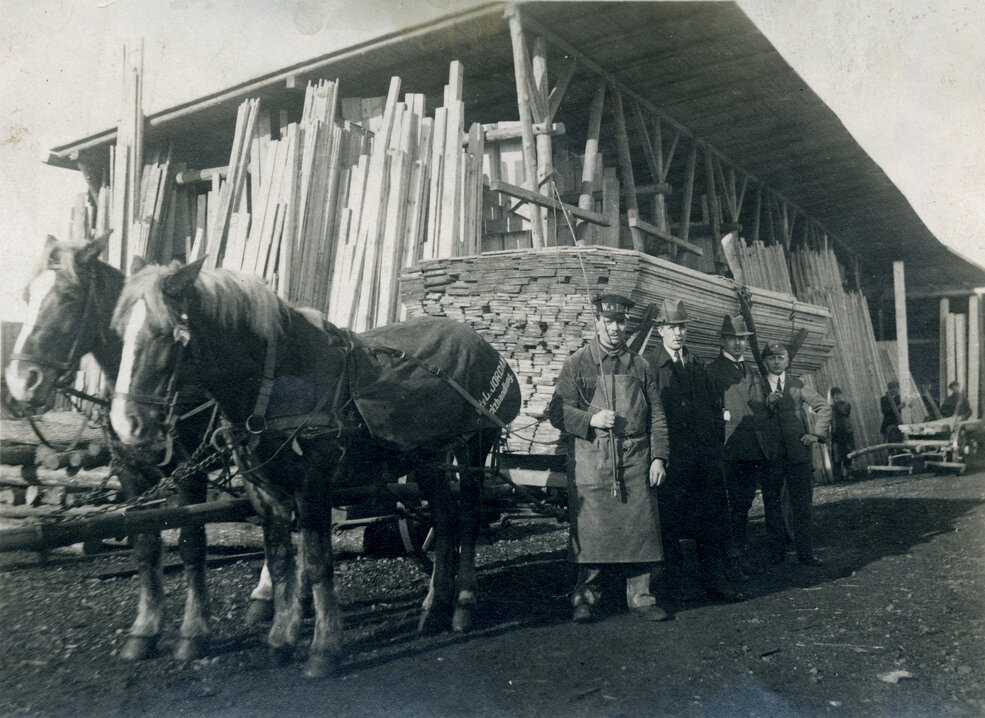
[345,316,520,451]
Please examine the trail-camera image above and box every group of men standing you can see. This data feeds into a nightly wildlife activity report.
[550,291,831,623]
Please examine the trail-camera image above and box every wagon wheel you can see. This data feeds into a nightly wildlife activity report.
[396,472,436,575]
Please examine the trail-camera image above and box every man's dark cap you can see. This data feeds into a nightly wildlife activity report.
[593,293,634,319]
[762,342,789,358]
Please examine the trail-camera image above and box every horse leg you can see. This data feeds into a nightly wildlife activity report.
[297,446,343,679]
[246,561,274,624]
[242,469,301,664]
[174,469,210,661]
[416,464,458,635]
[117,467,165,661]
[452,430,496,632]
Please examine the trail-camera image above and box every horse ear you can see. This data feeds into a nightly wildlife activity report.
[162,256,207,299]
[78,231,111,265]
[130,255,148,274]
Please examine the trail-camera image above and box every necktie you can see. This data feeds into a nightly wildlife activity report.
[673,350,681,365]
[776,377,783,393]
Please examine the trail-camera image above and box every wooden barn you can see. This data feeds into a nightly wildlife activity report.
[41,1,985,467]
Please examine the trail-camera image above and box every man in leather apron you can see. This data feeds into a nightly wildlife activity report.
[549,293,670,623]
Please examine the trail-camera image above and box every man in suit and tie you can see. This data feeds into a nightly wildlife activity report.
[643,299,742,603]
[761,342,832,567]
[706,314,773,576]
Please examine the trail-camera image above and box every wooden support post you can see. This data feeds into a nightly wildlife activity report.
[939,297,949,400]
[601,167,620,247]
[956,312,967,392]
[704,147,722,264]
[612,88,644,253]
[679,140,697,251]
[577,78,606,244]
[893,261,913,424]
[751,185,761,244]
[506,5,545,247]
[969,293,981,419]
[532,37,554,243]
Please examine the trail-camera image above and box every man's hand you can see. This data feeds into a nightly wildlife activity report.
[590,409,616,429]
[649,458,666,487]
[800,433,820,446]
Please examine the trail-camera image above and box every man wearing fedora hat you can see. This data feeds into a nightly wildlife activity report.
[707,314,774,577]
[643,299,742,603]
[549,292,670,623]
[760,342,831,566]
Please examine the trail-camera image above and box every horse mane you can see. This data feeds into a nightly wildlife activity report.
[112,264,288,342]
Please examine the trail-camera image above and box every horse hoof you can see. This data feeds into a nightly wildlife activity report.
[303,654,339,679]
[269,644,294,666]
[120,636,158,661]
[174,635,210,662]
[245,599,274,624]
[451,607,473,633]
[417,609,451,635]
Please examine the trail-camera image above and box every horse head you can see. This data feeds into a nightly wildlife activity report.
[5,232,117,407]
[108,256,207,445]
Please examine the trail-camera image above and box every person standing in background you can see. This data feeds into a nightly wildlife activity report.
[829,387,855,482]
[940,381,972,420]
[880,380,906,443]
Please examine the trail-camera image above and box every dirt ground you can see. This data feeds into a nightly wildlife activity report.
[1,465,984,718]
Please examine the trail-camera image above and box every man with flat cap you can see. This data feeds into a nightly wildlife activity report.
[706,314,773,576]
[549,292,670,623]
[643,299,742,603]
[761,342,832,566]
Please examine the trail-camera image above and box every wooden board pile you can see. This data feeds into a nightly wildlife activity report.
[728,237,794,295]
[789,246,911,450]
[401,246,833,454]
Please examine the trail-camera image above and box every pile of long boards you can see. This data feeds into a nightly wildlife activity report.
[149,62,483,332]
[400,246,833,454]
[789,245,925,453]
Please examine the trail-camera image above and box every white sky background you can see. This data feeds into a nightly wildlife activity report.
[1,0,983,323]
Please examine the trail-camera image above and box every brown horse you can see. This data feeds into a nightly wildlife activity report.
[6,236,227,661]
[109,259,519,677]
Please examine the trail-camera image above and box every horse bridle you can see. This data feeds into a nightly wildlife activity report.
[10,266,110,397]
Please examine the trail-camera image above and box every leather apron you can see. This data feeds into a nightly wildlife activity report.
[568,370,663,564]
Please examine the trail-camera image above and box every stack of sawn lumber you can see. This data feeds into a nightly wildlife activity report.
[401,246,833,454]
[789,246,906,452]
[729,237,794,295]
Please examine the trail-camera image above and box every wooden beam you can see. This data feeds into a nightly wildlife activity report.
[679,140,697,246]
[546,56,577,121]
[532,36,554,242]
[488,179,610,227]
[505,5,545,247]
[481,121,565,143]
[940,297,950,399]
[577,78,606,233]
[750,185,761,244]
[969,294,980,419]
[894,261,913,424]
[628,216,703,256]
[612,89,644,252]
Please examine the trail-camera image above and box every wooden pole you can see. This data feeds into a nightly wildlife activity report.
[612,88,644,252]
[577,78,606,244]
[939,297,950,400]
[532,36,555,244]
[968,293,980,419]
[679,140,697,252]
[893,261,913,424]
[505,5,545,248]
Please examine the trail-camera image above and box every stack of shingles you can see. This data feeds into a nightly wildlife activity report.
[402,247,834,454]
[789,246,908,452]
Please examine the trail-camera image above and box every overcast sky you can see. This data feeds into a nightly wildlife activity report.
[1,0,983,322]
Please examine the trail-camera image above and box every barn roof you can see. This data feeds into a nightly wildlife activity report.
[45,1,984,296]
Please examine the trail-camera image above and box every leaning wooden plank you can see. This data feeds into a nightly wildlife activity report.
[488,179,609,226]
[629,216,703,256]
[423,106,447,259]
[438,92,464,257]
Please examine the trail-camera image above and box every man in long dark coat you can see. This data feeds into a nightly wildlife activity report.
[549,293,670,623]
[761,342,832,566]
[643,299,742,603]
[706,314,773,576]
